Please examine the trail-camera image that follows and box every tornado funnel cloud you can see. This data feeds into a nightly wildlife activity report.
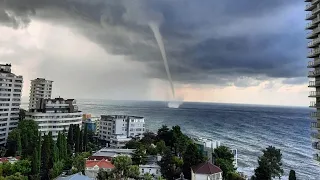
[149,22,175,98]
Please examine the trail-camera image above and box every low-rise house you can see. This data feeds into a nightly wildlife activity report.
[193,137,238,168]
[191,162,223,180]
[92,148,135,159]
[0,156,20,164]
[139,163,161,178]
[85,159,114,179]
[139,155,162,178]
[57,173,92,180]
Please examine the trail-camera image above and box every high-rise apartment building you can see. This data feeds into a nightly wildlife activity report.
[29,78,53,111]
[306,0,320,159]
[26,97,82,140]
[99,115,145,148]
[0,64,23,145]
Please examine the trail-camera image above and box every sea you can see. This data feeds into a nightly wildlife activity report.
[22,100,320,179]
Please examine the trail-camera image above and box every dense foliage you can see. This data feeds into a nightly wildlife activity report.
[97,155,140,180]
[213,146,237,179]
[289,170,296,180]
[251,146,283,180]
[3,119,93,180]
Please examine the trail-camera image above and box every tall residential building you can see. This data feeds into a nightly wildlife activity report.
[99,115,145,148]
[29,78,53,111]
[0,64,23,145]
[25,97,82,140]
[306,0,320,159]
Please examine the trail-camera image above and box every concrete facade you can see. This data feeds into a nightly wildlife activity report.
[306,0,320,159]
[29,78,53,111]
[0,64,23,145]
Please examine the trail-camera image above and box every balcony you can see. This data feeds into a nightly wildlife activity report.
[306,2,316,11]
[311,112,320,118]
[310,101,320,108]
[312,0,320,5]
[308,48,320,58]
[306,17,320,29]
[308,37,320,48]
[308,58,320,68]
[309,91,320,97]
[308,70,320,77]
[311,121,320,129]
[309,81,320,87]
[311,132,320,139]
[306,12,316,20]
[307,27,320,39]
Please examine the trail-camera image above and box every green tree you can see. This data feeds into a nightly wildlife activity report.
[31,147,40,175]
[125,140,142,149]
[17,120,39,158]
[53,144,59,163]
[41,134,51,179]
[97,168,110,180]
[159,148,180,180]
[143,173,153,180]
[67,124,74,150]
[157,125,173,147]
[79,130,83,153]
[171,126,191,156]
[37,133,41,174]
[213,146,236,179]
[227,172,245,180]
[112,155,133,179]
[140,131,157,146]
[73,152,90,173]
[16,132,21,157]
[146,146,158,155]
[11,160,31,176]
[156,140,166,155]
[83,124,88,152]
[4,172,28,180]
[132,146,147,165]
[50,161,64,179]
[289,170,296,180]
[1,162,13,177]
[75,125,80,153]
[18,109,26,121]
[182,143,205,179]
[128,165,140,179]
[253,146,283,180]
[61,133,68,160]
[6,129,20,157]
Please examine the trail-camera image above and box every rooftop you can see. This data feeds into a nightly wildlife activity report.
[101,115,144,119]
[56,173,92,180]
[192,162,222,175]
[86,159,114,169]
[92,148,134,158]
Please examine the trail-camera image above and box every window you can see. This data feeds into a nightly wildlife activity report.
[156,169,159,174]
[142,169,144,173]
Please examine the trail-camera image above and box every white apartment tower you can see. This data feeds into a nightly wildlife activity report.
[306,0,320,159]
[29,78,53,111]
[0,64,23,145]
[99,115,145,148]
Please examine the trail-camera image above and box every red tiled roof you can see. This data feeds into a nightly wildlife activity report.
[192,162,222,174]
[86,159,115,169]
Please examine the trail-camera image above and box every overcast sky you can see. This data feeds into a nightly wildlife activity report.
[0,0,310,106]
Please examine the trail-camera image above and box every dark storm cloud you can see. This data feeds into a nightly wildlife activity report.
[0,0,306,86]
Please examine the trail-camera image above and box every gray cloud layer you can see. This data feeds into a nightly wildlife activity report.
[0,0,306,86]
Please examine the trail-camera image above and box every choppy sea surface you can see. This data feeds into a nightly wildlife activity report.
[22,100,320,179]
